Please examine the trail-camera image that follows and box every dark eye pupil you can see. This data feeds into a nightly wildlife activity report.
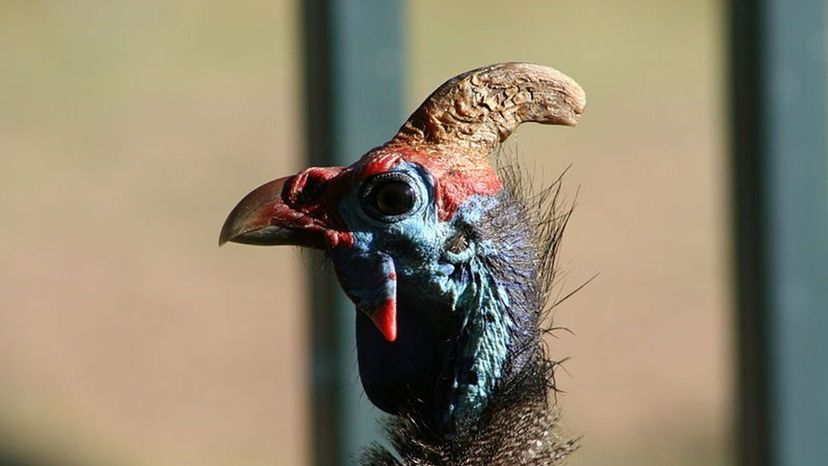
[374,181,415,215]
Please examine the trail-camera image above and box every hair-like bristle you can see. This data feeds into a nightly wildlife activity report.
[359,350,579,466]
[496,150,573,306]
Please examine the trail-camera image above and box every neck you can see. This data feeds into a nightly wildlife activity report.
[356,190,543,435]
[438,268,515,433]
[438,248,540,435]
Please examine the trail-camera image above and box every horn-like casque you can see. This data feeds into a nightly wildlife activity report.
[390,62,586,166]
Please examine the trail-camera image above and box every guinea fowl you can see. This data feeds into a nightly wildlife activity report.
[220,62,586,465]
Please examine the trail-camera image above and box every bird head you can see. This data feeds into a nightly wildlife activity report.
[220,63,585,432]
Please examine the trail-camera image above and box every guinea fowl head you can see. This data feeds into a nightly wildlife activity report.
[220,63,585,434]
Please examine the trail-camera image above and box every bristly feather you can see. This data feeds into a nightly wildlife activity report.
[359,353,578,466]
[495,149,575,317]
[359,153,580,466]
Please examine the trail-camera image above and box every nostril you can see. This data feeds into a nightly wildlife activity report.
[288,169,330,207]
[296,177,326,206]
[288,166,345,207]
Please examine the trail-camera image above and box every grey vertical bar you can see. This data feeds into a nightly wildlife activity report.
[300,1,405,465]
[763,1,828,465]
[728,1,828,466]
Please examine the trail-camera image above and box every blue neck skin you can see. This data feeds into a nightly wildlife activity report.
[436,242,518,433]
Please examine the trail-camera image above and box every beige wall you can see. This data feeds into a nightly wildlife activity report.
[0,1,307,465]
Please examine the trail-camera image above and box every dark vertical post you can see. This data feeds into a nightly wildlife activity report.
[728,1,828,465]
[300,1,405,465]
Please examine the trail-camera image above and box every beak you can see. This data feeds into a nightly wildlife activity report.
[221,171,397,342]
[219,177,327,248]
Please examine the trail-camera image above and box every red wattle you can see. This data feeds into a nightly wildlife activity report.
[370,298,398,342]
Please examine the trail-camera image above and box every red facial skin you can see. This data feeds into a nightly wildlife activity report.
[282,145,503,246]
[221,143,503,251]
[280,166,354,248]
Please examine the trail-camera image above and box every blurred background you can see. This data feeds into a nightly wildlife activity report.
[1,1,731,465]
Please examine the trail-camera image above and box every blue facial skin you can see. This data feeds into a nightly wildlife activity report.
[329,161,539,435]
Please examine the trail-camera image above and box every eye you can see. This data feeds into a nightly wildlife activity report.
[360,172,422,222]
[374,181,415,215]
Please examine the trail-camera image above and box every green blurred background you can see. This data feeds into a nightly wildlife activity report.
[0,1,729,465]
